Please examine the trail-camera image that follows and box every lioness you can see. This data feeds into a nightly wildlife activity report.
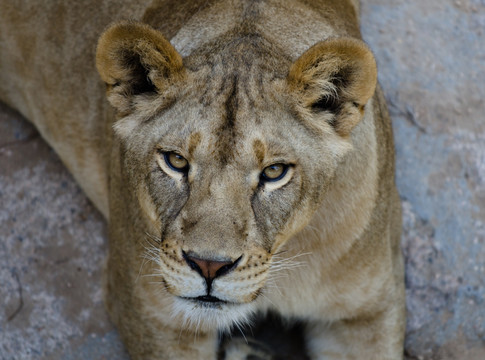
[0,0,405,358]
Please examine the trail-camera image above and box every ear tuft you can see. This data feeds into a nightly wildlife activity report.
[288,37,377,136]
[96,21,184,115]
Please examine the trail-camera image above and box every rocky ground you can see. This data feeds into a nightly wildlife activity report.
[361,0,485,358]
[1,0,484,359]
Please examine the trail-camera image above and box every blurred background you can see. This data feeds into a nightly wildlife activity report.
[1,0,484,358]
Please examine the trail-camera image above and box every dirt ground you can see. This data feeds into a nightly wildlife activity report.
[1,0,484,359]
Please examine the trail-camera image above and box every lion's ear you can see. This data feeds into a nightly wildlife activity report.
[96,21,184,115]
[287,38,377,137]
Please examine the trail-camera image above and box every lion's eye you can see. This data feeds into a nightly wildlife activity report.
[164,152,189,172]
[261,163,289,182]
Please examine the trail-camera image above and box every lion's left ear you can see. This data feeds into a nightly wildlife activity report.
[96,21,184,115]
[287,38,377,136]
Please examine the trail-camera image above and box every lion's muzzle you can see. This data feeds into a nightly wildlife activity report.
[182,251,242,303]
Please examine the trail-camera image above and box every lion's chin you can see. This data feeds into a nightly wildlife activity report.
[171,296,256,333]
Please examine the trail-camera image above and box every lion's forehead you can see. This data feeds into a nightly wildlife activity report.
[162,65,299,165]
[137,34,328,183]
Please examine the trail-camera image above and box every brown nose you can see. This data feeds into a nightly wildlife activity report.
[183,252,238,282]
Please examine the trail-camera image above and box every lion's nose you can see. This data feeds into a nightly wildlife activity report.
[182,252,239,283]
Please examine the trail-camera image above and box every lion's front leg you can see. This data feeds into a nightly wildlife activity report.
[113,306,219,360]
[305,304,405,360]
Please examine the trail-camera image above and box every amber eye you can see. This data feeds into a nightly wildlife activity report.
[261,163,289,182]
[163,152,189,172]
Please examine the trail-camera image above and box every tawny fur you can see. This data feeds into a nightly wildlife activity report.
[0,0,405,359]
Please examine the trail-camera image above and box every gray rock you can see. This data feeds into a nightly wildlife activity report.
[362,0,485,358]
[0,103,129,359]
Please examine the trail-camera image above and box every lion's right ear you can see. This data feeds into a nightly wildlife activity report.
[96,21,184,115]
[287,37,377,137]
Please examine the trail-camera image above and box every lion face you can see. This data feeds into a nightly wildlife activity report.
[96,22,376,330]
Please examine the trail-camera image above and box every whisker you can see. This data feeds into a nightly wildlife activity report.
[148,281,165,285]
[272,249,289,257]
[135,233,162,283]
[271,261,306,268]
[135,257,149,284]
[272,251,312,262]
[259,292,278,308]
[145,231,162,244]
[270,262,307,272]
[269,251,311,275]
[233,319,249,344]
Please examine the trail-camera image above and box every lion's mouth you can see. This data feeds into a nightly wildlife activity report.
[172,293,255,331]
[195,295,225,303]
[181,295,229,307]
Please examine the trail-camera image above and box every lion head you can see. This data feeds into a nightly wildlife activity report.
[96,21,376,331]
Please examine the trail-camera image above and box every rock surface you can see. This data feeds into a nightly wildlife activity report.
[361,0,485,358]
[1,0,484,359]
